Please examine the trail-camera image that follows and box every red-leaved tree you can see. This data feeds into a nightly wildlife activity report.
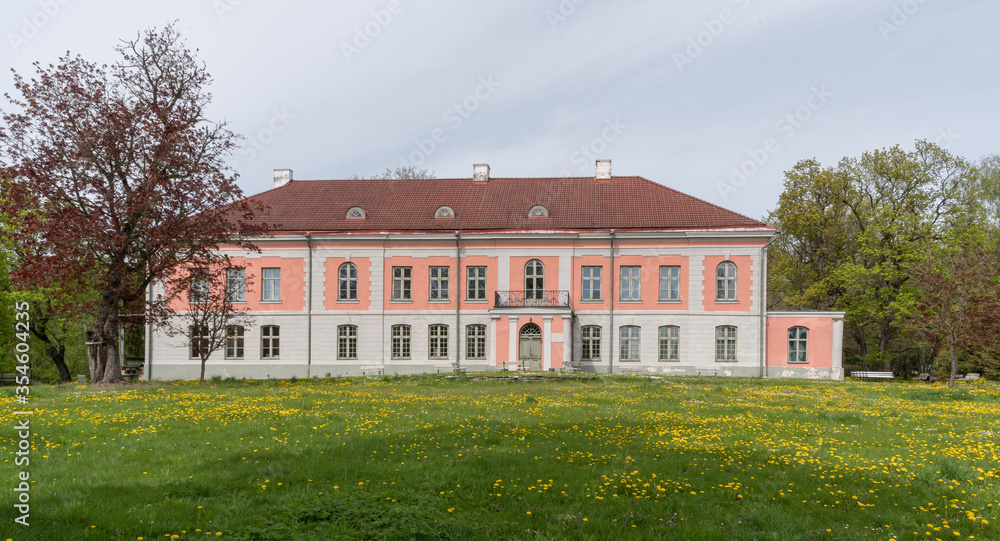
[0,24,266,384]
[909,235,1000,387]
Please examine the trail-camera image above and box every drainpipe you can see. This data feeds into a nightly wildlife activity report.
[145,281,154,381]
[305,233,313,379]
[759,233,779,379]
[455,232,462,368]
[609,230,616,375]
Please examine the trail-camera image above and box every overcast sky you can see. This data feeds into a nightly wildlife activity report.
[2,0,996,221]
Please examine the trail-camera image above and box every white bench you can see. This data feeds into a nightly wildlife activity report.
[851,371,894,381]
[360,365,383,376]
[435,363,467,374]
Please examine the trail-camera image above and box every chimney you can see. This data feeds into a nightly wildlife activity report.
[273,169,293,188]
[473,163,490,182]
[596,160,612,181]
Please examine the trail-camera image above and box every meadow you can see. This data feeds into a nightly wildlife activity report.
[0,375,997,540]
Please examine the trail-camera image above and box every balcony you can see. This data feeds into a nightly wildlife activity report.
[494,290,570,308]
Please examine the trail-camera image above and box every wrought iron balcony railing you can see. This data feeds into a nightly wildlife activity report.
[494,290,570,308]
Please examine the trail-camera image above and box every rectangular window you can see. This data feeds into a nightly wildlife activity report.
[391,325,411,359]
[262,268,281,301]
[429,267,450,301]
[581,326,601,361]
[466,325,487,360]
[581,266,602,301]
[620,266,641,301]
[225,326,244,359]
[261,326,280,359]
[619,326,640,361]
[429,324,449,359]
[467,267,487,301]
[338,325,358,360]
[788,327,808,364]
[715,326,737,362]
[226,268,246,302]
[659,266,680,302]
[658,326,679,362]
[189,325,208,359]
[392,267,411,301]
[190,268,210,303]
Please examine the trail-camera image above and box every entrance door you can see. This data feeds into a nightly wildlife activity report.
[519,323,542,370]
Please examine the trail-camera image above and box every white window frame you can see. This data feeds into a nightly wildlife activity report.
[619,326,640,362]
[581,266,602,301]
[659,266,681,302]
[339,262,358,301]
[225,325,244,359]
[189,325,209,359]
[620,266,641,301]
[525,260,544,300]
[262,268,281,302]
[261,325,280,359]
[429,266,450,301]
[226,268,245,303]
[715,326,737,362]
[338,325,358,360]
[658,325,679,362]
[716,262,737,301]
[392,267,412,301]
[429,324,449,359]
[391,325,411,360]
[466,324,487,360]
[582,325,601,361]
[190,268,210,304]
[788,326,809,364]
[467,266,487,301]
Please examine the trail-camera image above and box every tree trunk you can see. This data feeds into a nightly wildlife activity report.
[100,308,124,384]
[90,293,124,384]
[948,332,958,389]
[200,356,207,383]
[47,344,71,383]
[86,329,104,383]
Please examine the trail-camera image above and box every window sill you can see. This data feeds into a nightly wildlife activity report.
[390,299,413,303]
[465,299,489,304]
[619,359,641,363]
[337,299,360,304]
[579,299,604,304]
[715,359,738,363]
[658,359,680,363]
[618,300,643,304]
[657,299,683,304]
[225,358,244,361]
[338,358,359,361]
[428,300,452,304]
[259,300,283,304]
[788,362,809,365]
[714,300,740,304]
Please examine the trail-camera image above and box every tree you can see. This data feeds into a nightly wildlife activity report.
[351,166,435,180]
[908,232,1000,387]
[768,141,976,371]
[163,258,254,383]
[0,24,265,384]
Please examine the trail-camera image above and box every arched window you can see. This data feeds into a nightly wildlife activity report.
[391,325,411,360]
[716,261,737,301]
[582,325,601,361]
[346,207,366,219]
[528,205,548,217]
[620,326,640,362]
[338,262,358,301]
[466,324,487,360]
[525,260,544,300]
[658,326,679,362]
[435,206,455,218]
[715,326,737,361]
[338,325,358,360]
[429,324,449,359]
[261,325,280,359]
[788,327,808,364]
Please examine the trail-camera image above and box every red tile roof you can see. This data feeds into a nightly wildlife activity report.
[246,176,772,234]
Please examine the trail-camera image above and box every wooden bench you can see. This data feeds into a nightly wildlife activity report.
[697,369,720,377]
[360,365,383,376]
[0,373,19,385]
[957,372,981,382]
[851,371,894,381]
[912,373,938,382]
[436,363,467,374]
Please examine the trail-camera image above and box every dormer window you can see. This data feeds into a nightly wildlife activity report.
[435,206,455,218]
[528,205,548,217]
[346,207,366,219]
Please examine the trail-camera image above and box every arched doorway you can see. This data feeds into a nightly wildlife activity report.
[519,323,542,370]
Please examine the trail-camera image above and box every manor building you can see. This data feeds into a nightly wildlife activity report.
[147,162,844,380]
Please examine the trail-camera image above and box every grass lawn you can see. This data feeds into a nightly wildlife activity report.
[1,375,998,540]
